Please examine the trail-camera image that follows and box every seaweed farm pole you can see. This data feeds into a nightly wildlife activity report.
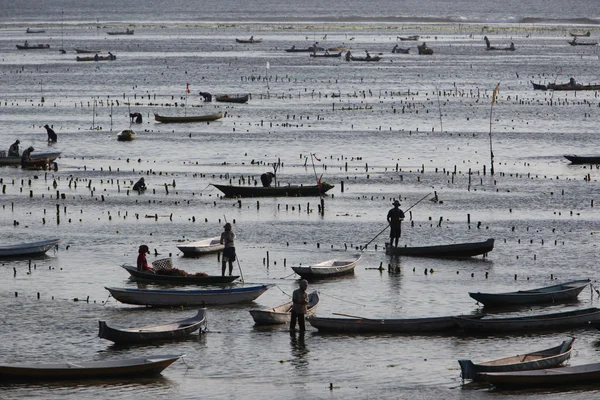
[489,82,500,176]
[266,61,270,91]
[185,83,190,117]
[435,85,443,132]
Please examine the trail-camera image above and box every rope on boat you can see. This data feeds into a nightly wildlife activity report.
[275,285,292,298]
[278,271,297,280]
[102,293,112,306]
[319,290,366,307]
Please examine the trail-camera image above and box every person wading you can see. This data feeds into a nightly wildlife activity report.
[387,199,405,247]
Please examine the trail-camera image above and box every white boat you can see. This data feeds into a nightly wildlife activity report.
[291,254,362,279]
[0,152,61,167]
[105,284,274,306]
[177,236,224,257]
[0,238,60,258]
[249,291,320,325]
[0,354,182,381]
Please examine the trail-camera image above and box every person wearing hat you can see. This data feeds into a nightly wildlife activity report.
[220,222,236,276]
[387,199,405,247]
[8,140,20,156]
[136,244,154,272]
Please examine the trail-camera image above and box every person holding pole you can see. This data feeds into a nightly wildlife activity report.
[387,199,405,248]
[220,222,236,276]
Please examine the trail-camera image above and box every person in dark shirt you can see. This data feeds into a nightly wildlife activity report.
[44,124,57,142]
[387,199,405,247]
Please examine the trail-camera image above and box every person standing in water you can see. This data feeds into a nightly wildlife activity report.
[220,223,236,276]
[387,199,405,247]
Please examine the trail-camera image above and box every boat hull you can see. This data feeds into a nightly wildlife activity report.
[154,112,223,123]
[385,238,494,258]
[212,183,334,198]
[177,237,224,256]
[0,152,61,167]
[480,361,600,388]
[120,264,238,285]
[0,238,60,258]
[564,155,600,164]
[291,255,361,279]
[250,291,319,325]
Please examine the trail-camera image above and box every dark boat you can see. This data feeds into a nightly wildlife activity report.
[531,81,548,90]
[76,54,116,62]
[484,36,515,51]
[310,52,342,58]
[385,238,494,258]
[285,46,324,52]
[564,155,600,164]
[568,38,598,46]
[16,44,50,50]
[469,279,590,307]
[215,94,249,103]
[75,48,102,54]
[99,309,206,344]
[458,338,575,381]
[212,182,334,198]
[547,82,600,91]
[120,264,239,285]
[107,29,134,35]
[454,307,600,333]
[26,28,46,34]
[392,45,410,54]
[236,37,262,44]
[154,112,223,123]
[349,55,381,62]
[398,35,419,41]
[480,361,600,388]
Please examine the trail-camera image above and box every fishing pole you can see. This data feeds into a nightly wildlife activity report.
[223,215,244,282]
[359,192,432,251]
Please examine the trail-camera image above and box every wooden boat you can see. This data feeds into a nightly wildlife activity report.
[249,291,320,325]
[215,94,249,103]
[76,54,116,62]
[212,182,334,198]
[349,55,381,62]
[568,39,598,46]
[291,254,362,279]
[398,35,419,41]
[484,36,515,51]
[531,81,548,90]
[454,307,600,333]
[385,238,494,258]
[0,238,59,258]
[392,45,410,54]
[120,264,239,284]
[26,28,46,34]
[16,44,50,50]
[236,38,262,44]
[307,313,484,334]
[75,48,102,54]
[176,236,225,256]
[107,29,134,35]
[154,112,223,123]
[547,82,600,91]
[98,309,206,344]
[570,31,591,37]
[0,354,182,381]
[105,284,273,306]
[458,338,575,380]
[310,52,342,58]
[117,129,135,141]
[0,151,61,167]
[417,43,433,55]
[328,46,348,52]
[564,155,600,164]
[480,361,600,388]
[469,279,591,307]
[285,46,324,52]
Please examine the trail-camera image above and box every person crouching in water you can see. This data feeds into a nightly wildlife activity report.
[220,223,236,276]
[44,124,57,142]
[290,279,309,332]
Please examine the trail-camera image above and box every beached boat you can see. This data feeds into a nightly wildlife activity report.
[75,48,102,54]
[479,361,600,388]
[16,44,50,50]
[310,52,342,58]
[0,151,61,167]
[570,31,591,37]
[105,284,273,306]
[120,264,238,284]
[349,55,382,62]
[249,291,320,325]
[0,238,60,258]
[212,182,334,198]
[26,28,46,34]
[98,309,206,344]
[76,54,116,62]
[564,155,600,164]
[398,35,419,41]
[117,130,135,141]
[215,94,249,103]
[236,38,262,43]
[285,46,324,52]
[385,238,494,258]
[568,39,598,46]
[176,236,224,256]
[154,112,223,123]
[291,254,362,279]
[307,313,484,334]
[107,29,134,35]
[458,338,575,380]
[0,354,182,381]
[469,279,590,307]
[455,307,600,333]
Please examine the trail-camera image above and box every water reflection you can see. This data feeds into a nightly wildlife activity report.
[289,331,309,370]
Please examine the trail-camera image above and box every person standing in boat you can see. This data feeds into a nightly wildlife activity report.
[387,199,405,247]
[290,279,309,332]
[260,172,275,187]
[44,124,57,142]
[8,140,20,156]
[137,244,154,272]
[220,223,236,276]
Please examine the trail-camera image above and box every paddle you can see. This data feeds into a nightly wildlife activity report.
[223,215,244,283]
[359,192,432,250]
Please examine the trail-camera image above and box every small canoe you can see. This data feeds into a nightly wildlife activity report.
[285,46,324,52]
[215,94,249,103]
[469,279,590,307]
[398,35,419,41]
[455,307,600,333]
[480,361,600,388]
[75,48,102,54]
[458,338,575,380]
[177,236,224,256]
[291,254,362,279]
[117,130,135,141]
[0,238,59,258]
[548,83,600,91]
[349,56,381,62]
[568,39,598,46]
[99,309,206,344]
[249,291,320,325]
[531,81,548,90]
[76,54,116,62]
[105,284,273,306]
[570,31,591,37]
[212,182,334,198]
[26,28,46,34]
[154,112,223,123]
[564,155,600,164]
[0,354,182,381]
[385,238,494,258]
[310,52,342,58]
[107,29,134,35]
[236,38,262,43]
[120,264,238,285]
[16,44,50,50]
[0,151,61,167]
[307,313,484,334]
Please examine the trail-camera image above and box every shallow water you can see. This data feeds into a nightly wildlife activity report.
[2,3,600,399]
